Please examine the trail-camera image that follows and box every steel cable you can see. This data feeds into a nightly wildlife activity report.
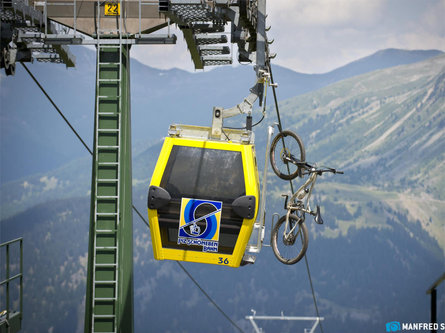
[267,61,325,333]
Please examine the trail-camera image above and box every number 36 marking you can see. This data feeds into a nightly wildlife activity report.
[218,257,229,265]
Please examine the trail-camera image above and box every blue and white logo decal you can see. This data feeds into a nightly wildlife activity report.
[178,198,222,253]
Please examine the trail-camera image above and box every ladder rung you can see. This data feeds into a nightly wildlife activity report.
[97,195,118,199]
[94,297,117,301]
[98,129,119,132]
[97,179,119,183]
[97,95,121,99]
[98,78,121,82]
[94,280,117,284]
[97,145,119,149]
[98,112,119,116]
[98,62,120,66]
[98,162,119,166]
[95,228,117,232]
[93,314,116,319]
[95,263,117,267]
[96,212,118,216]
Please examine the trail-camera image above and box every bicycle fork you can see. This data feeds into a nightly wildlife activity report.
[283,209,302,240]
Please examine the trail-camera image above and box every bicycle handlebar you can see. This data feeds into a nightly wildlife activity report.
[296,161,344,175]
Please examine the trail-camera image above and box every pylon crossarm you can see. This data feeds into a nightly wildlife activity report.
[246,311,325,333]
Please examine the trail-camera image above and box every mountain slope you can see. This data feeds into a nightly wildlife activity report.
[324,48,444,83]
[268,54,445,250]
[279,54,445,191]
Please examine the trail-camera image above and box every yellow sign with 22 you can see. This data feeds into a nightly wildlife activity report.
[104,2,120,16]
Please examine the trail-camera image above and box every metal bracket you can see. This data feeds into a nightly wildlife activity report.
[168,124,254,144]
[211,69,270,138]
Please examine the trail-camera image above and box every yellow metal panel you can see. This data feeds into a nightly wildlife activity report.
[229,144,259,267]
[150,138,174,187]
[147,138,174,260]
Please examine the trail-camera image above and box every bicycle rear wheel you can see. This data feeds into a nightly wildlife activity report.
[270,130,305,180]
[271,214,309,265]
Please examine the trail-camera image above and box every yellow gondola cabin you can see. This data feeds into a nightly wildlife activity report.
[147,124,260,267]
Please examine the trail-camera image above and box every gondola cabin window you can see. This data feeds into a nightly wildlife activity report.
[158,146,245,255]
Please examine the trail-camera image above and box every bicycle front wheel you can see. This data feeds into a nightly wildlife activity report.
[270,130,305,180]
[271,214,309,265]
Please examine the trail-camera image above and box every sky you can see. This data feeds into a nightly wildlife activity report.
[131,0,445,74]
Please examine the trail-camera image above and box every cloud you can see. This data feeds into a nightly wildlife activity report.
[128,0,444,74]
[22,181,32,189]
[268,0,385,28]
[130,27,199,72]
[266,0,445,73]
[40,176,59,191]
[418,0,445,34]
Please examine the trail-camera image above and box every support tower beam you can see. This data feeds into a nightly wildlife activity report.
[84,40,134,333]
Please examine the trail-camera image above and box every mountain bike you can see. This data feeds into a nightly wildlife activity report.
[269,130,343,264]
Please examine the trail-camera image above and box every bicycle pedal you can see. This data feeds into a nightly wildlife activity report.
[314,205,324,224]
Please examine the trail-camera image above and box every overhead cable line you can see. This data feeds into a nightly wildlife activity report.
[21,63,93,156]
[302,253,324,333]
[267,61,295,195]
[21,62,246,333]
[267,61,324,333]
[176,261,245,333]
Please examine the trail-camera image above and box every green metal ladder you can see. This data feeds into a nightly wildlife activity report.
[85,1,134,332]
[91,36,122,333]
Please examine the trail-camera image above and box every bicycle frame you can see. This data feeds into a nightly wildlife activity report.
[282,169,319,239]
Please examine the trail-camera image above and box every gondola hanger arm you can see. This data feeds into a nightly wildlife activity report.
[211,69,270,138]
